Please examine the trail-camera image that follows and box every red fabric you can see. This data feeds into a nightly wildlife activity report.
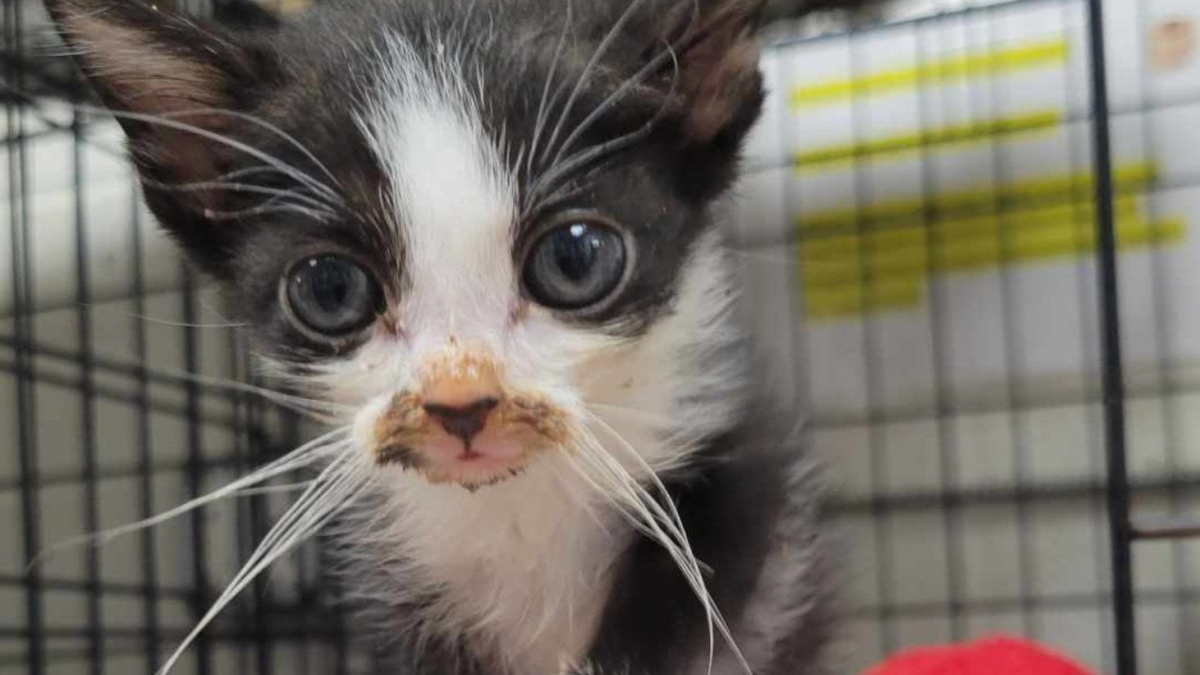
[859,636,1095,675]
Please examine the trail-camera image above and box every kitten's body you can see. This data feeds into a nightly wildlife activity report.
[350,415,831,675]
[44,0,855,672]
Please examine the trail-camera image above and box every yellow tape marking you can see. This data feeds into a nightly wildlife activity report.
[793,111,1061,172]
[790,38,1069,110]
[794,164,1185,319]
[797,163,1158,234]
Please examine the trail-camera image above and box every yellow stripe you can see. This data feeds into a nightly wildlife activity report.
[800,198,1142,286]
[793,111,1061,172]
[797,163,1158,235]
[803,279,925,318]
[801,214,1186,319]
[790,38,1069,110]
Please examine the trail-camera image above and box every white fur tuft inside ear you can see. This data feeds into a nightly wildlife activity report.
[49,2,228,115]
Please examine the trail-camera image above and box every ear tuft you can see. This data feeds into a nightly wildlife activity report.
[47,0,231,116]
[45,0,279,217]
[660,0,768,145]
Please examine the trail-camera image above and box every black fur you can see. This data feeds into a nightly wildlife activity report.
[583,419,831,675]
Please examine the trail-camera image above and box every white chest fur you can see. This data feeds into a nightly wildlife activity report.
[370,458,632,675]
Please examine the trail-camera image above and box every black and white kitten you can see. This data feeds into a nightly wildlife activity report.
[44,0,851,673]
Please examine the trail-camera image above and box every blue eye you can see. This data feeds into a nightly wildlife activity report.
[523,220,628,311]
[284,255,381,336]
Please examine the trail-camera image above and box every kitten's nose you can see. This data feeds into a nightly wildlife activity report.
[423,397,499,445]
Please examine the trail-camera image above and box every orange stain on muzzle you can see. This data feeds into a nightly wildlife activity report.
[372,345,570,487]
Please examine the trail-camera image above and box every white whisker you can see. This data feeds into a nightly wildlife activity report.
[167,107,344,191]
[538,0,649,167]
[141,177,337,215]
[526,0,573,182]
[28,428,353,571]
[201,201,337,223]
[575,414,754,675]
[527,42,680,213]
[113,363,355,420]
[550,39,677,168]
[85,305,249,330]
[585,402,674,425]
[156,453,371,675]
[17,97,344,210]
[235,481,316,497]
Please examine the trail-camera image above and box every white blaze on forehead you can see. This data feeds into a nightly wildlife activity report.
[359,36,518,341]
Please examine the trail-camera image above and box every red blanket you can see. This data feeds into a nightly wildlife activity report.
[860,636,1095,675]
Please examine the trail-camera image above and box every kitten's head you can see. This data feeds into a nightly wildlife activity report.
[47,0,764,489]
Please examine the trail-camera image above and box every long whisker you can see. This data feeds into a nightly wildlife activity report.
[526,0,574,182]
[235,481,316,497]
[546,460,616,538]
[722,246,800,266]
[163,107,344,190]
[585,401,675,425]
[155,454,371,675]
[578,414,754,675]
[526,42,680,214]
[550,39,678,169]
[568,436,725,674]
[8,94,344,209]
[87,306,249,330]
[525,120,657,217]
[538,0,650,167]
[139,177,337,216]
[105,362,356,420]
[28,428,353,570]
[200,201,336,224]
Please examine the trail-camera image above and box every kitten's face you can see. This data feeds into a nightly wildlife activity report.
[47,0,765,489]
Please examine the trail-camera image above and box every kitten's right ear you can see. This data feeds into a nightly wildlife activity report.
[44,0,281,270]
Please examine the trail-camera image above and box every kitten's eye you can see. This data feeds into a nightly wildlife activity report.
[523,220,629,311]
[283,255,381,337]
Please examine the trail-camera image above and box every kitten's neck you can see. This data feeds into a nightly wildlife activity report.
[360,458,635,675]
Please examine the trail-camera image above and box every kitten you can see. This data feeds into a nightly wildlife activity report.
[44,0,851,673]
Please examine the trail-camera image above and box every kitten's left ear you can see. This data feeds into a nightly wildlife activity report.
[654,0,768,145]
[44,0,283,273]
[43,0,278,195]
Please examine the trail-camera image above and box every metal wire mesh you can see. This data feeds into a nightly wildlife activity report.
[1,2,354,673]
[734,0,1199,673]
[0,0,1197,673]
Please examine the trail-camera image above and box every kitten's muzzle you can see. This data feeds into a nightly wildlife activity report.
[423,397,498,445]
[371,346,571,488]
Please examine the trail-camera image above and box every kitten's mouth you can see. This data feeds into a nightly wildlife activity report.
[372,387,570,490]
[377,431,555,490]
[378,430,548,489]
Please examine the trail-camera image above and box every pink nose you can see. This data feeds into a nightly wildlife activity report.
[423,397,499,444]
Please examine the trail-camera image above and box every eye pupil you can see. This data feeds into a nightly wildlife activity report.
[551,225,601,282]
[523,219,628,311]
[285,255,380,337]
[310,264,353,312]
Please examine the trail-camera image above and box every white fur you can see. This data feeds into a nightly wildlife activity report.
[358,35,518,352]
[270,34,754,675]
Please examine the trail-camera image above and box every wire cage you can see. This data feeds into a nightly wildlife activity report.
[1,0,1197,674]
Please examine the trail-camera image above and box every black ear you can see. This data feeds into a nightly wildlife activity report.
[44,0,282,270]
[45,0,279,202]
[655,0,768,146]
